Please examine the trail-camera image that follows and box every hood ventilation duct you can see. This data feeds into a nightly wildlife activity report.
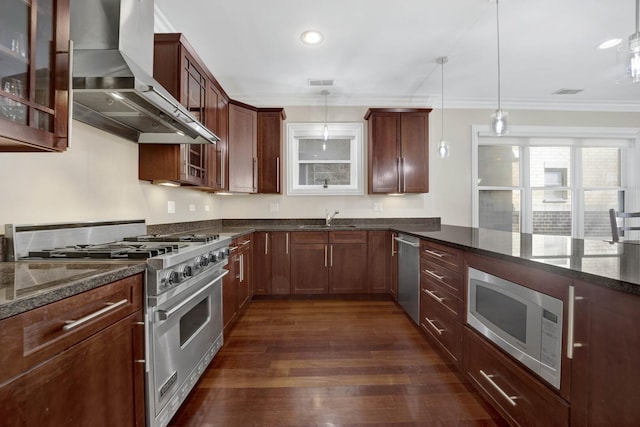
[70,0,218,144]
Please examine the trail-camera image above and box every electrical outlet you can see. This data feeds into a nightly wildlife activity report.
[189,204,196,212]
[167,201,176,214]
[269,203,279,212]
[373,202,383,212]
[205,205,210,212]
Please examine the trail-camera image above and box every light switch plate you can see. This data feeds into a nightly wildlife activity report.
[189,204,196,212]
[373,202,383,212]
[269,203,279,212]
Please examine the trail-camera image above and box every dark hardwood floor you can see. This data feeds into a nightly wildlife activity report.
[169,299,507,426]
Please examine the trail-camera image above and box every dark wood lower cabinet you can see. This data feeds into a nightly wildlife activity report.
[570,280,640,426]
[367,231,391,293]
[0,274,145,427]
[329,231,367,294]
[464,328,569,427]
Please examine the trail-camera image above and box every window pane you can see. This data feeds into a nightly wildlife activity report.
[584,190,622,238]
[298,164,351,186]
[582,147,621,187]
[530,147,571,187]
[299,139,351,161]
[479,190,521,232]
[478,146,519,186]
[532,190,572,236]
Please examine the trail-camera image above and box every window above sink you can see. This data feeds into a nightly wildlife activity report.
[286,122,364,196]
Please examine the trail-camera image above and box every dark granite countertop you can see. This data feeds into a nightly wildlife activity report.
[2,219,636,320]
[394,224,640,296]
[0,261,146,320]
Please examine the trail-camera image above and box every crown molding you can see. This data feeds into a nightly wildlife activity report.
[230,93,640,112]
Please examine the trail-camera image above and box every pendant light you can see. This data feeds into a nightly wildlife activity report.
[436,56,450,158]
[321,89,329,150]
[623,0,640,82]
[490,0,508,136]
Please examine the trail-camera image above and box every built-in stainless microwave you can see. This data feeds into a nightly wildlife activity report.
[467,267,563,389]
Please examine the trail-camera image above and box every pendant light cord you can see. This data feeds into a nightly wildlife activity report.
[496,0,502,110]
[441,60,445,140]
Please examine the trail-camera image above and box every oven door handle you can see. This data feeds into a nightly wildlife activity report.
[157,270,229,321]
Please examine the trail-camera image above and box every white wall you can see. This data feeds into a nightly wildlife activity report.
[1,109,638,230]
[0,121,221,227]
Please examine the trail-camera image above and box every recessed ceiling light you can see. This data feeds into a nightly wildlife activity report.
[597,38,622,49]
[301,30,323,45]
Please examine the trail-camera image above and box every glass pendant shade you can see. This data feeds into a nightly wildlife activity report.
[438,139,450,158]
[619,32,640,83]
[491,109,509,136]
[620,0,640,83]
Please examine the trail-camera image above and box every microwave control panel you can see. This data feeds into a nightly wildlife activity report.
[541,308,561,370]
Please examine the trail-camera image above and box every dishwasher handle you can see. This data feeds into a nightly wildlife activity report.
[394,237,419,248]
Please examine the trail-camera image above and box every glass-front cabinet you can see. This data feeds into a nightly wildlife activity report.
[0,0,70,152]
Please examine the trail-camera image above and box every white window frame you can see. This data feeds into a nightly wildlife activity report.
[471,125,640,238]
[286,122,364,196]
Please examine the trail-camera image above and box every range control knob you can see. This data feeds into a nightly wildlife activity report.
[162,270,180,287]
[193,256,205,271]
[178,265,192,279]
[219,249,228,260]
[209,251,221,263]
[200,255,210,266]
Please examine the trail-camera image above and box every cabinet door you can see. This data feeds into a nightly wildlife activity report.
[223,249,238,332]
[228,102,257,193]
[368,231,390,293]
[237,238,252,310]
[0,311,145,427]
[252,232,271,295]
[390,232,398,300]
[291,243,328,294]
[329,242,367,294]
[205,80,224,190]
[271,232,291,294]
[400,112,429,193]
[571,281,640,426]
[367,112,401,193]
[0,0,70,152]
[257,109,284,193]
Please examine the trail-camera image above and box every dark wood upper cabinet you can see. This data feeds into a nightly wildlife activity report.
[228,100,257,193]
[257,108,286,193]
[139,33,215,186]
[0,0,70,152]
[365,108,431,194]
[205,77,228,191]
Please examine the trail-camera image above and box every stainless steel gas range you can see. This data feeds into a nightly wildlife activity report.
[5,220,230,427]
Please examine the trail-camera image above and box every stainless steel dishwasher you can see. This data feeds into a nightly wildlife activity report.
[395,233,420,324]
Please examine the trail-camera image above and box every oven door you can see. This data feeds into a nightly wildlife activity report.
[148,269,227,419]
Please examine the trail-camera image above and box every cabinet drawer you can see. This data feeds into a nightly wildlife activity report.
[420,292,462,364]
[420,258,463,298]
[290,231,328,244]
[420,240,463,273]
[0,274,143,383]
[329,230,367,244]
[420,277,462,318]
[464,328,569,427]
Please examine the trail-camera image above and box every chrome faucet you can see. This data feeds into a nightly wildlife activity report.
[326,210,340,226]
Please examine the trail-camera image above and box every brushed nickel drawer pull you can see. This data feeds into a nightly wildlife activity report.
[424,317,444,335]
[423,288,445,303]
[62,299,129,332]
[480,370,518,407]
[424,269,446,281]
[423,249,445,258]
[134,360,146,364]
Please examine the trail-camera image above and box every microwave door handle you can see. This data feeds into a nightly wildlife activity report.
[566,285,584,359]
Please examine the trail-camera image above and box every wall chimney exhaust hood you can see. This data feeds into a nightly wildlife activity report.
[70,0,218,144]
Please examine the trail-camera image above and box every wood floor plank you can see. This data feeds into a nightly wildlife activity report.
[169,299,507,427]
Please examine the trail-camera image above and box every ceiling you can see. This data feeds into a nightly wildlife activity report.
[154,0,640,111]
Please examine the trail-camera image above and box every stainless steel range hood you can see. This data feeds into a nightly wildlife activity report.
[70,0,218,144]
